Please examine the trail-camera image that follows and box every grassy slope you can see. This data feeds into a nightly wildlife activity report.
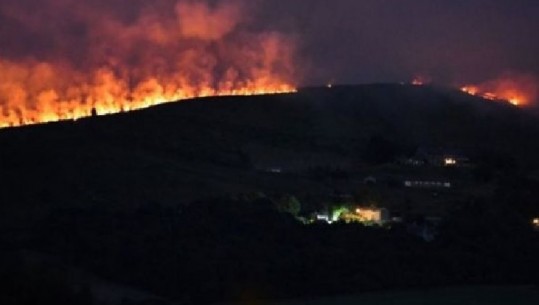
[0,84,538,214]
[2,85,539,303]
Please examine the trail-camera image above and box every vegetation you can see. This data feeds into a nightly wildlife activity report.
[2,191,535,304]
[1,84,539,304]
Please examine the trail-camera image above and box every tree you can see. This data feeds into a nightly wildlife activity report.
[276,195,301,217]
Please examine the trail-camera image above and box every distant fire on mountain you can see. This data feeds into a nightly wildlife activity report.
[460,74,538,107]
[0,0,297,128]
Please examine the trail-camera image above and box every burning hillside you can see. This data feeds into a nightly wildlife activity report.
[0,0,297,128]
[408,74,537,107]
[460,75,538,107]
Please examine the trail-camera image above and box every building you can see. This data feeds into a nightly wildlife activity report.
[315,213,331,223]
[340,207,390,225]
[404,180,452,188]
[414,147,470,167]
[312,206,390,225]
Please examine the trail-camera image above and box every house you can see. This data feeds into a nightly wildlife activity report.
[404,180,452,188]
[315,213,331,223]
[340,207,390,225]
[312,205,390,225]
[357,207,389,223]
[414,147,470,167]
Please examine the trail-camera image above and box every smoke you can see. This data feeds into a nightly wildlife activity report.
[0,0,297,127]
[176,1,241,40]
[252,0,539,88]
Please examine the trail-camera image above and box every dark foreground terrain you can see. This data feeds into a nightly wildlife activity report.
[1,84,539,304]
[269,286,539,305]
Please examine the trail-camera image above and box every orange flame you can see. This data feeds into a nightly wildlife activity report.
[460,75,538,107]
[0,1,297,128]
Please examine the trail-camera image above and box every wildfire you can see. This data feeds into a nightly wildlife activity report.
[0,66,296,128]
[461,85,522,106]
[0,0,297,129]
[459,75,538,107]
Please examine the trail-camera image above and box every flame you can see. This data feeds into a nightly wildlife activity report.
[461,85,523,106]
[0,0,297,129]
[460,75,538,107]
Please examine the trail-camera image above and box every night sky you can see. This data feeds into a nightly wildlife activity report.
[1,0,538,86]
[261,0,539,85]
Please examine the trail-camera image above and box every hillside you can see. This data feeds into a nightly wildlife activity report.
[2,84,539,304]
[1,84,538,212]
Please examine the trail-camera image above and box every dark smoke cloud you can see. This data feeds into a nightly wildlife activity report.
[0,0,297,126]
[257,0,539,87]
[1,0,538,90]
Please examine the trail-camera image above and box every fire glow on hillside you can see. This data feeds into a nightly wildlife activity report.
[461,85,523,106]
[460,75,538,107]
[409,74,536,107]
[0,0,297,128]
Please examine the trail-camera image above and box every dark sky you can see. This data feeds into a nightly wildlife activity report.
[258,0,539,85]
[1,0,538,86]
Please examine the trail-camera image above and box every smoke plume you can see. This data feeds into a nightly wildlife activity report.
[0,0,297,127]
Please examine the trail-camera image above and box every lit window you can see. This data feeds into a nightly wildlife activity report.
[444,158,457,166]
